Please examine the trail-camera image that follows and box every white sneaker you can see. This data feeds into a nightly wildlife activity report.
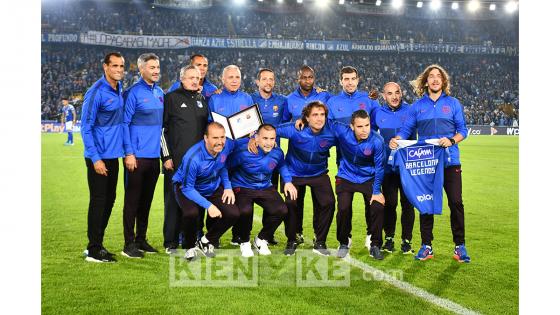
[184,247,197,261]
[348,237,352,248]
[240,242,254,257]
[365,234,371,250]
[253,237,271,255]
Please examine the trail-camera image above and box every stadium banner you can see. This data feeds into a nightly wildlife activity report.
[42,33,79,43]
[80,31,192,49]
[190,37,304,50]
[466,125,519,136]
[304,40,352,52]
[351,42,516,55]
[42,121,81,133]
[76,31,516,56]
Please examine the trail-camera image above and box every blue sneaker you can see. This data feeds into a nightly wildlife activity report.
[453,244,471,263]
[414,244,433,261]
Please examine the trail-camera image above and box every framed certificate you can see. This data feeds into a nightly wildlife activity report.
[211,104,263,139]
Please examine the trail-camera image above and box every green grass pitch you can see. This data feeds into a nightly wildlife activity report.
[42,133,518,314]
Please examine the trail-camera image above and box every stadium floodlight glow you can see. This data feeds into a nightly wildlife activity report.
[505,1,518,13]
[489,4,496,11]
[392,0,403,9]
[430,0,441,11]
[376,0,382,6]
[417,1,423,8]
[451,2,459,10]
[297,0,303,3]
[339,0,345,5]
[233,0,245,5]
[467,0,480,12]
[277,0,284,3]
[316,0,329,9]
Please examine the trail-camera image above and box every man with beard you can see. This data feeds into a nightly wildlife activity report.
[371,82,416,255]
[389,64,470,263]
[172,122,239,260]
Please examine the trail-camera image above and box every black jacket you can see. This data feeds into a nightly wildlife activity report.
[161,86,209,166]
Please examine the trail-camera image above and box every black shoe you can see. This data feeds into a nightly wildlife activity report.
[230,235,242,246]
[136,240,158,254]
[121,243,144,259]
[313,241,330,256]
[295,233,305,245]
[337,244,350,258]
[401,239,414,254]
[196,239,216,258]
[369,245,384,260]
[381,237,395,253]
[86,248,117,263]
[284,241,298,256]
[101,247,116,257]
[268,237,279,246]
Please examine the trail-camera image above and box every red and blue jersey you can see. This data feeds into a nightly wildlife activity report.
[81,76,125,163]
[251,92,287,127]
[397,93,468,166]
[228,138,292,190]
[172,138,234,209]
[123,78,165,158]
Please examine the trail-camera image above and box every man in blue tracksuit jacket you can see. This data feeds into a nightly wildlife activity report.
[390,64,470,263]
[282,65,331,123]
[252,68,288,187]
[275,101,337,256]
[121,53,164,259]
[208,65,254,119]
[281,66,330,244]
[172,122,239,260]
[327,66,381,248]
[330,109,386,260]
[230,68,289,246]
[167,54,218,99]
[327,66,379,125]
[371,82,416,255]
[81,52,126,263]
[228,125,298,257]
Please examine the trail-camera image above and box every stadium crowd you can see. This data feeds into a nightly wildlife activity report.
[41,1,518,45]
[41,44,519,126]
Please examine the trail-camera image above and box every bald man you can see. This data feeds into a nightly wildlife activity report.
[370,82,416,255]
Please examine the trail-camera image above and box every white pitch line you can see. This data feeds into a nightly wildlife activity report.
[252,214,480,315]
[343,256,481,315]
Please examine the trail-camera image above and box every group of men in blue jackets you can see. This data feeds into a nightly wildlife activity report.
[80,52,470,264]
